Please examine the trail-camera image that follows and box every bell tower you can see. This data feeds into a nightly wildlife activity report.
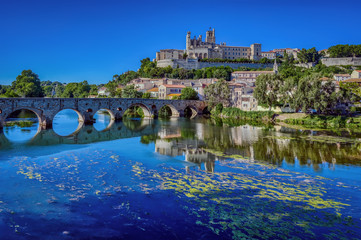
[273,58,279,74]
[186,31,191,50]
[205,28,215,44]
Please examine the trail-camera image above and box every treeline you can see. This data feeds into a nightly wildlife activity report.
[297,47,323,63]
[0,70,99,98]
[254,61,358,114]
[110,58,272,86]
[328,44,361,58]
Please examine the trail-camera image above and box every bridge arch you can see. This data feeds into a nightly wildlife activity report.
[184,105,198,119]
[125,103,152,118]
[162,104,180,118]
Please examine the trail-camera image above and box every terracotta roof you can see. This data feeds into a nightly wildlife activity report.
[342,78,361,83]
[228,83,243,87]
[162,84,186,88]
[167,93,182,97]
[334,74,350,77]
[146,87,159,92]
[320,77,332,81]
[356,70,361,72]
[162,133,181,139]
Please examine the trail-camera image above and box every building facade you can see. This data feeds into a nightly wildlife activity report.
[351,70,361,79]
[155,28,262,61]
[333,74,351,82]
[158,84,186,99]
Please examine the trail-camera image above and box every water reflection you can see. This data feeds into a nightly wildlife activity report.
[1,116,361,176]
[2,109,40,142]
[1,116,361,239]
[93,109,113,131]
[53,109,83,136]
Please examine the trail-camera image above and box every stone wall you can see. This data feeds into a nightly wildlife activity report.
[157,59,273,70]
[321,57,361,66]
[295,62,315,68]
[0,98,206,129]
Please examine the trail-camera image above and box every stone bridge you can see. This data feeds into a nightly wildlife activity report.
[0,98,206,129]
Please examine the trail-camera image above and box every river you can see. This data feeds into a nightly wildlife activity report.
[0,110,360,239]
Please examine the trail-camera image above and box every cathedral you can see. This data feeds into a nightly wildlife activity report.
[156,28,262,61]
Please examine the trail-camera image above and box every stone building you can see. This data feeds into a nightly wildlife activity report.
[97,87,110,97]
[155,28,262,61]
[231,70,275,87]
[261,51,277,59]
[333,74,351,82]
[146,87,159,98]
[272,48,300,59]
[156,49,185,61]
[158,84,186,99]
[351,70,361,79]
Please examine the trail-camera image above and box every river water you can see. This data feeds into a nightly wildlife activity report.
[0,110,361,239]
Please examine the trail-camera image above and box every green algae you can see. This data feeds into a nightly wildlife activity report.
[299,135,361,144]
[130,160,357,239]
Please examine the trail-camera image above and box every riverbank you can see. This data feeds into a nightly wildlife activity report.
[275,113,361,129]
[213,107,361,131]
[212,107,274,122]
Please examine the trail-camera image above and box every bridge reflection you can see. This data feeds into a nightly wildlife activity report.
[0,119,158,148]
[1,118,361,173]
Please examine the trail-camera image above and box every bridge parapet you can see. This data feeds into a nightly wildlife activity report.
[0,98,206,130]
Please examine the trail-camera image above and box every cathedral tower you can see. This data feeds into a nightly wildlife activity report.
[205,28,215,44]
[186,31,191,50]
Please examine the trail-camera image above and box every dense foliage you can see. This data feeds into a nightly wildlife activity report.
[254,74,282,110]
[179,87,199,100]
[297,47,323,63]
[10,70,43,97]
[61,81,98,98]
[204,79,231,108]
[328,44,361,58]
[212,106,274,121]
[109,58,272,86]
[254,63,358,114]
[121,85,143,98]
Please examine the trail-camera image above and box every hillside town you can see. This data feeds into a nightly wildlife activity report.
[1,29,361,115]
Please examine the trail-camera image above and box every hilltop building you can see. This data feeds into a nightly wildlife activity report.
[155,28,300,64]
[155,28,263,61]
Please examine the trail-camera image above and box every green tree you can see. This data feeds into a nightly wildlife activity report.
[339,82,361,98]
[43,85,53,97]
[328,44,361,58]
[142,92,151,99]
[61,81,91,98]
[12,70,43,97]
[204,79,231,108]
[291,74,338,114]
[297,47,322,63]
[179,87,199,100]
[254,74,282,110]
[54,84,65,97]
[122,85,143,98]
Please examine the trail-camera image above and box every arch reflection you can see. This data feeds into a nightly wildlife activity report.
[53,109,84,136]
[3,109,41,142]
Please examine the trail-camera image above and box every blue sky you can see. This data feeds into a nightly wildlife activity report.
[1,0,360,85]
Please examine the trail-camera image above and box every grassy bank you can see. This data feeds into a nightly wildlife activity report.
[281,114,361,128]
[211,106,361,132]
[213,107,274,122]
[4,120,36,127]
